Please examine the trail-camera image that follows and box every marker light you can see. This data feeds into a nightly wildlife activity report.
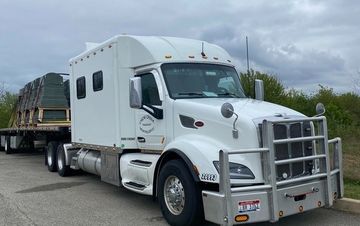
[279,211,284,217]
[235,215,249,222]
[299,206,304,212]
[165,55,172,59]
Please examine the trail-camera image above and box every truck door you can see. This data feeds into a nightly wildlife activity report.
[135,71,166,150]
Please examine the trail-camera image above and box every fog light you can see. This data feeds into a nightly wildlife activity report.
[235,215,249,222]
[299,206,304,212]
[317,201,322,207]
[279,211,284,217]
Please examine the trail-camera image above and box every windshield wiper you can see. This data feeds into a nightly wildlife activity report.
[177,92,205,96]
[216,92,241,98]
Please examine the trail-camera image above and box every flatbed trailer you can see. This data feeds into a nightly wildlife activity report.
[0,125,70,154]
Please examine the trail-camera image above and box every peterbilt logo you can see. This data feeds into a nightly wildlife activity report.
[139,115,155,134]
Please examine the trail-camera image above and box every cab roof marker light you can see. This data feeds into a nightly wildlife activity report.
[213,57,219,60]
[188,56,195,59]
[165,55,172,59]
[108,45,112,48]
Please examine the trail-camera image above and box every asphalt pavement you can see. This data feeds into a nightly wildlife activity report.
[0,150,359,226]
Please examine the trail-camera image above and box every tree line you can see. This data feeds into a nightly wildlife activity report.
[241,69,360,138]
[1,71,360,138]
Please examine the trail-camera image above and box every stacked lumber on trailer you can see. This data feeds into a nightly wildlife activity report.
[12,73,70,128]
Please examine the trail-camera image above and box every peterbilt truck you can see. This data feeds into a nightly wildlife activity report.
[0,35,343,226]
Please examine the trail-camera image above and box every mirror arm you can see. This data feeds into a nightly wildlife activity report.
[142,104,163,120]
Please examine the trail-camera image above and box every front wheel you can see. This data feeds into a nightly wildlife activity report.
[158,160,203,226]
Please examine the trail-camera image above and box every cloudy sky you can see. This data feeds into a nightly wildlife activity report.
[0,0,359,94]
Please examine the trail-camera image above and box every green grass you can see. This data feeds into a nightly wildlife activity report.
[333,127,360,200]
[344,178,360,200]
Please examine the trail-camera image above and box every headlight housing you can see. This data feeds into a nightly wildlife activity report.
[213,161,255,179]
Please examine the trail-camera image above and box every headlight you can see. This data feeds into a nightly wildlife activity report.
[213,161,255,179]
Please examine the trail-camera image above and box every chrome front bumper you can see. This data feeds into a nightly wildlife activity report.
[202,117,343,225]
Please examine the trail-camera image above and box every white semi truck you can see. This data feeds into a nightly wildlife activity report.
[0,35,343,226]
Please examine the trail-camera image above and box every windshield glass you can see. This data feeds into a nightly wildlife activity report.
[161,63,246,99]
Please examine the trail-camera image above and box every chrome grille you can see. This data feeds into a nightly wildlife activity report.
[273,122,314,180]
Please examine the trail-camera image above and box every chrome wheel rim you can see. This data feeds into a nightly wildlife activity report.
[163,175,185,215]
[47,150,53,166]
[57,150,64,170]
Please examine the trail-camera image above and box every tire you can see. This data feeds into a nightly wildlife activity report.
[57,143,72,177]
[158,160,203,226]
[47,141,58,172]
[4,136,12,154]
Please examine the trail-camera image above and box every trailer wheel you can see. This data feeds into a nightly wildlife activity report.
[57,143,72,177]
[4,136,12,154]
[158,160,203,226]
[47,141,58,172]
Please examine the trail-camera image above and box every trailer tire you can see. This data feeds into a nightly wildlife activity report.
[158,160,203,226]
[4,136,12,154]
[47,141,58,172]
[57,143,72,177]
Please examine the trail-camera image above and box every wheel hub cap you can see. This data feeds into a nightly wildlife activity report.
[164,176,185,215]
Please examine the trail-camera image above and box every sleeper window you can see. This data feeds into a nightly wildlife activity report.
[93,71,103,91]
[76,76,86,99]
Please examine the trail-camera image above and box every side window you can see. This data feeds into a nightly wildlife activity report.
[140,73,161,106]
[93,71,103,92]
[76,76,86,99]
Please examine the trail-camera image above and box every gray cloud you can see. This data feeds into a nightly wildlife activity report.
[0,0,359,94]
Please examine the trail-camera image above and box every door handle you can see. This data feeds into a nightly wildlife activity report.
[137,137,146,143]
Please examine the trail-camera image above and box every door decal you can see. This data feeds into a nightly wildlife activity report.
[139,115,155,134]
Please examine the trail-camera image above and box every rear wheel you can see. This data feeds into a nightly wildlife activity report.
[4,136,12,154]
[47,141,58,172]
[57,143,72,177]
[158,160,203,226]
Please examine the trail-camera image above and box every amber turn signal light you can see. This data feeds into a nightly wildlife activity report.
[235,214,249,222]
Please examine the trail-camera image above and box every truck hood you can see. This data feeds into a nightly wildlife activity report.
[171,98,306,185]
[174,98,304,120]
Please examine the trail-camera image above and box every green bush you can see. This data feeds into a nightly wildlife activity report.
[0,91,17,128]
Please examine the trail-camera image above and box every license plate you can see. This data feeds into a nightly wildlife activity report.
[238,200,260,213]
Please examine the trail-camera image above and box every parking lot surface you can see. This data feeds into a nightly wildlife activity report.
[0,151,359,226]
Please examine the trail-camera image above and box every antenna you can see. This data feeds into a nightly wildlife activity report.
[246,36,250,73]
[201,42,206,57]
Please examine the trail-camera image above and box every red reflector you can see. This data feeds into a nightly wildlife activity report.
[194,121,204,127]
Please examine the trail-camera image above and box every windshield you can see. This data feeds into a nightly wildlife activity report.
[161,63,246,99]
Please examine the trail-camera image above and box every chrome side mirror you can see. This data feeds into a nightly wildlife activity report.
[220,102,239,139]
[255,79,264,101]
[315,103,326,116]
[129,77,142,109]
[221,102,234,118]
